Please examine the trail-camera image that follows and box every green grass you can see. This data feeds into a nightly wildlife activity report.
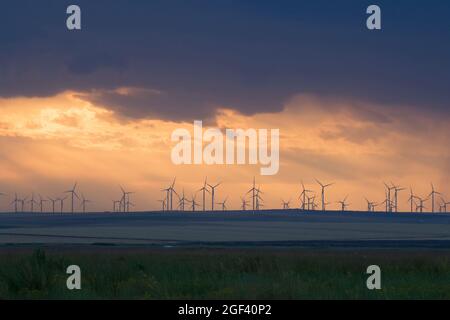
[1,248,450,299]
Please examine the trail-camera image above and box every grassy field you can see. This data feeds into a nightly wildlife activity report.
[0,248,450,299]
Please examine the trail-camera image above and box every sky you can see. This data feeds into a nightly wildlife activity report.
[0,0,449,212]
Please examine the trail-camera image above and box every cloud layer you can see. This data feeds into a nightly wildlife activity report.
[0,0,449,122]
[0,92,448,211]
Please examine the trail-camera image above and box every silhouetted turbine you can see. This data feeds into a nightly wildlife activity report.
[429,183,441,213]
[198,177,210,211]
[315,179,334,211]
[64,182,80,214]
[208,181,221,211]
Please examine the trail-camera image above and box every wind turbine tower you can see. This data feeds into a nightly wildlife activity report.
[198,177,210,211]
[38,194,47,213]
[392,183,405,213]
[80,193,91,213]
[64,182,80,214]
[429,183,441,213]
[299,181,313,210]
[247,177,259,212]
[315,179,334,211]
[208,181,221,211]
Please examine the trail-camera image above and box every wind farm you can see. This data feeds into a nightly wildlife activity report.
[0,177,449,248]
[0,178,449,214]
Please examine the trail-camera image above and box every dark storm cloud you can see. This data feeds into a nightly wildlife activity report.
[75,88,217,122]
[0,0,449,121]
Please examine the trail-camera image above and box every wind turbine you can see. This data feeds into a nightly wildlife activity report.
[240,196,249,210]
[198,177,210,211]
[439,197,450,213]
[27,193,37,213]
[0,192,5,213]
[216,196,228,211]
[168,178,178,211]
[113,200,121,213]
[57,196,67,213]
[255,187,264,210]
[38,194,47,213]
[379,198,390,213]
[247,177,259,212]
[80,193,91,213]
[299,181,313,210]
[337,195,349,212]
[365,198,377,212]
[383,182,395,212]
[315,179,334,211]
[157,199,166,211]
[189,194,200,211]
[407,187,416,213]
[127,201,135,212]
[64,182,80,213]
[381,191,388,212]
[429,183,441,213]
[391,182,405,212]
[10,193,19,213]
[162,178,177,211]
[415,196,428,213]
[307,195,316,211]
[126,198,135,213]
[48,197,57,214]
[19,196,28,213]
[161,187,170,211]
[371,202,381,212]
[119,186,134,213]
[207,181,221,211]
[281,199,291,210]
[177,189,188,211]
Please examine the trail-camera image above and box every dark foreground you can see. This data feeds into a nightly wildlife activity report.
[1,248,450,299]
[2,210,450,248]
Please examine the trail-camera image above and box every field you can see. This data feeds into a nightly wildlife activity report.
[2,211,450,299]
[1,248,450,299]
[2,211,450,246]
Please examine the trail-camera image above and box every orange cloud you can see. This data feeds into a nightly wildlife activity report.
[0,92,448,212]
